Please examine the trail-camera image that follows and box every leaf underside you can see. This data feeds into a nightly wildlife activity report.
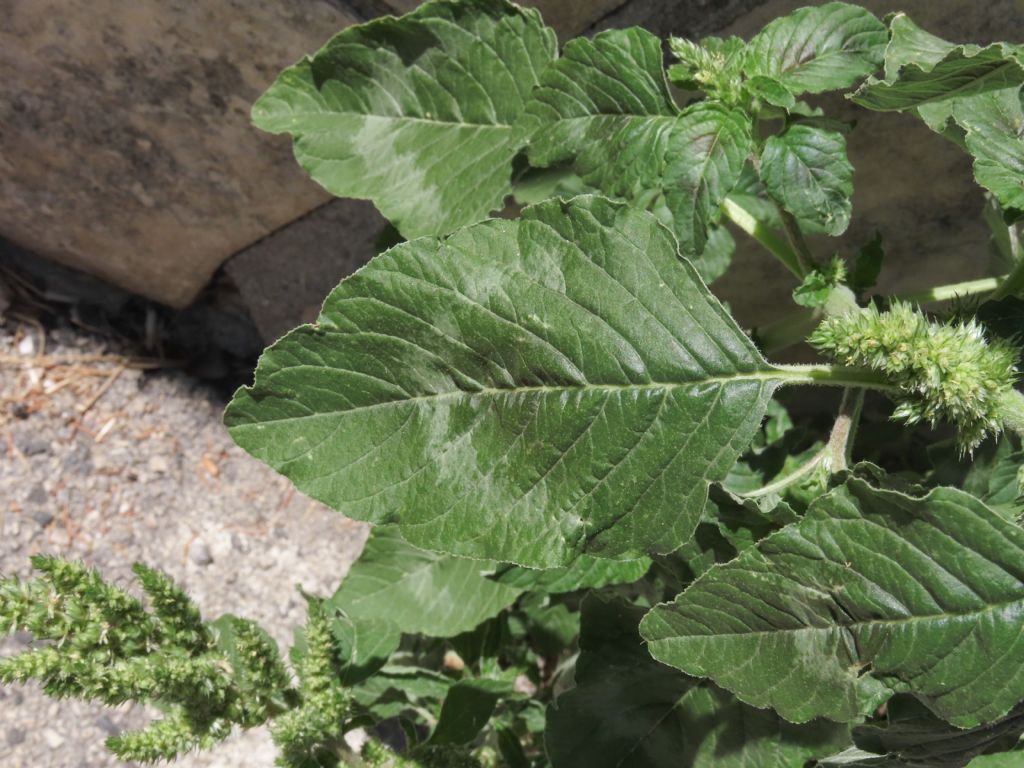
[226,196,778,568]
[641,478,1024,728]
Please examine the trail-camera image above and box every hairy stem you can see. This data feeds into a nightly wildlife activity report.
[721,196,805,279]
[895,277,1002,304]
[741,450,825,499]
[772,364,897,392]
[824,389,864,472]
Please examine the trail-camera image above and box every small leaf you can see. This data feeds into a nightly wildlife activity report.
[743,2,886,95]
[746,75,797,108]
[523,27,679,202]
[760,124,854,236]
[793,257,848,308]
[849,232,884,295]
[956,88,1024,211]
[664,103,753,256]
[693,224,735,284]
[329,614,401,687]
[227,196,780,567]
[429,679,509,745]
[326,529,521,637]
[641,478,1024,727]
[252,0,556,238]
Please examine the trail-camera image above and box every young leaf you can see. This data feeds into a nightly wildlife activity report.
[793,257,848,308]
[544,595,849,768]
[760,125,854,236]
[523,27,680,203]
[663,103,753,256]
[252,0,556,238]
[326,529,521,637]
[743,2,887,95]
[850,14,1024,114]
[641,477,1024,727]
[226,196,780,568]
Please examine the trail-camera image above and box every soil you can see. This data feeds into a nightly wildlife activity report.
[0,318,368,767]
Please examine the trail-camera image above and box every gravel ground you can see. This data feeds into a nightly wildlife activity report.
[0,320,368,767]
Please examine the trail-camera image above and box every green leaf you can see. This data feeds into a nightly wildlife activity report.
[252,0,556,238]
[794,257,848,308]
[760,124,854,236]
[956,88,1024,211]
[326,529,521,637]
[523,27,679,203]
[694,223,735,284]
[429,678,509,745]
[641,478,1024,727]
[664,103,753,256]
[329,614,401,686]
[492,555,650,594]
[850,232,885,295]
[839,699,1024,768]
[851,14,1024,114]
[545,595,848,768]
[226,196,779,568]
[928,436,1024,519]
[522,30,751,254]
[743,2,886,95]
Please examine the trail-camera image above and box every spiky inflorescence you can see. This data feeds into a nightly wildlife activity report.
[0,558,300,763]
[810,302,1020,452]
[271,598,351,768]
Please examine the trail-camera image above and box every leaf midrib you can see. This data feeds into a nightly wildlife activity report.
[236,370,784,426]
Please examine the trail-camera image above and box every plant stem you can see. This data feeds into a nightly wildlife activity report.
[824,389,864,472]
[741,450,825,499]
[990,255,1024,301]
[775,204,819,277]
[895,277,1001,304]
[772,363,897,392]
[721,196,806,279]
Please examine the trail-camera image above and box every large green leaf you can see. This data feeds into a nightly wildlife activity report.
[252,0,556,238]
[226,196,780,568]
[545,595,848,768]
[641,478,1024,727]
[851,14,1024,114]
[664,104,753,256]
[326,528,521,637]
[760,124,854,236]
[491,555,651,594]
[743,2,887,95]
[522,27,679,203]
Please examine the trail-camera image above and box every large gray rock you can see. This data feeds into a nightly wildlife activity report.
[0,0,353,307]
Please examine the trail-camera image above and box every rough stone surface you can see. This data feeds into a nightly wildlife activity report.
[225,199,386,343]
[0,0,353,307]
[381,0,630,37]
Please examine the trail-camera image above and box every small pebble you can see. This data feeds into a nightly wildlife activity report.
[6,727,26,747]
[148,455,170,474]
[97,715,120,737]
[17,335,35,356]
[189,539,213,566]
[231,532,250,553]
[32,510,55,528]
[41,727,65,749]
[27,484,47,505]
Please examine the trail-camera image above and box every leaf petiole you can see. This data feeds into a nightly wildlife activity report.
[721,196,806,279]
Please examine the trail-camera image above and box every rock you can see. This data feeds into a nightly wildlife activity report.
[41,727,65,749]
[31,510,54,527]
[189,539,213,566]
[5,727,25,747]
[148,455,170,474]
[231,532,250,554]
[16,434,49,456]
[26,483,47,505]
[96,715,120,737]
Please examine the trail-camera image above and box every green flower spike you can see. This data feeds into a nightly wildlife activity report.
[810,301,1022,452]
